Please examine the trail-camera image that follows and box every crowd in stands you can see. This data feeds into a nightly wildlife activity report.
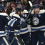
[28,0,45,10]
[0,0,27,15]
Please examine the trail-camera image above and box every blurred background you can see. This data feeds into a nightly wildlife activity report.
[0,0,27,15]
[28,0,45,11]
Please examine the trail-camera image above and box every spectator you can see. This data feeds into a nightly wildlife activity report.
[10,2,16,12]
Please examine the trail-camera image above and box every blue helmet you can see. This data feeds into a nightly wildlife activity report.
[33,4,40,9]
[16,7,24,13]
[0,4,5,12]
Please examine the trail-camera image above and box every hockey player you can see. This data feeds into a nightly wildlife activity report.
[16,7,30,45]
[30,4,45,45]
[8,7,24,45]
[0,4,10,45]
[8,7,31,45]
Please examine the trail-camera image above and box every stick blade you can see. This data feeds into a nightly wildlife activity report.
[28,1,33,7]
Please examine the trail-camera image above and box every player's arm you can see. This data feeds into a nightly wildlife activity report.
[8,18,20,30]
[2,14,10,25]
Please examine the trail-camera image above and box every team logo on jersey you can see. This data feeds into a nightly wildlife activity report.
[33,17,39,25]
[38,14,41,17]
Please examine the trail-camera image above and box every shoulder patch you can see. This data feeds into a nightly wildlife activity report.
[13,14,20,18]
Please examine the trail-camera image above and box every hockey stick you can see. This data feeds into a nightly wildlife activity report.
[10,1,33,45]
[10,26,29,45]
[26,1,33,21]
[10,26,23,45]
[10,24,30,45]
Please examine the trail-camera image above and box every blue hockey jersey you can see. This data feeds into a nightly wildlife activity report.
[30,10,45,32]
[8,14,28,35]
[8,14,20,35]
[0,13,9,37]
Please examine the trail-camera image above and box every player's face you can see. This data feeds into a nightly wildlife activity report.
[21,11,24,15]
[34,8,40,14]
